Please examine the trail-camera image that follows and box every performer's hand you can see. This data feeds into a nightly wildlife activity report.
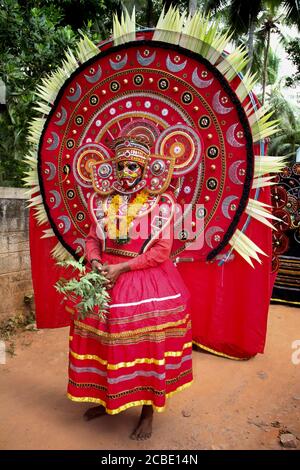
[102,262,130,288]
[91,260,103,272]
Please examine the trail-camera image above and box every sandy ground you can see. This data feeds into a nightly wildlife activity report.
[0,304,299,451]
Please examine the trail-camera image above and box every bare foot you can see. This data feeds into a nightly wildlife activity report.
[130,405,153,440]
[83,405,106,421]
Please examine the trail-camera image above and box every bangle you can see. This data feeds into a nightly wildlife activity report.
[90,258,101,264]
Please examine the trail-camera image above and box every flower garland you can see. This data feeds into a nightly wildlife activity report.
[106,190,149,243]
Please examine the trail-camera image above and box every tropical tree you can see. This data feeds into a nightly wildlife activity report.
[0,0,112,186]
[285,38,300,86]
[17,0,123,35]
[204,0,300,74]
[258,6,283,104]
[205,0,265,70]
[0,1,80,185]
[266,83,300,159]
[1,0,299,185]
[189,0,198,15]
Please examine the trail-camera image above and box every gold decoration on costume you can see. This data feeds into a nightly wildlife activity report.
[193,340,251,361]
[67,380,193,415]
[74,314,190,338]
[70,341,192,369]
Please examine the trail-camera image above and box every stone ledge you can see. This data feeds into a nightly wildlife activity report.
[0,187,27,199]
[0,233,29,253]
[0,187,33,321]
[0,199,29,233]
[0,251,31,275]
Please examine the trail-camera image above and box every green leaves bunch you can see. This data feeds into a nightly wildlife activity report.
[55,257,110,320]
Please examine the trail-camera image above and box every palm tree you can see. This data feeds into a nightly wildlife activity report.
[266,83,300,159]
[189,0,198,15]
[204,0,300,72]
[205,0,265,70]
[252,1,299,103]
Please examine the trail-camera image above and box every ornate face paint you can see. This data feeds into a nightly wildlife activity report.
[117,160,144,189]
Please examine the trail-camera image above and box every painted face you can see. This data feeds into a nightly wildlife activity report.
[117,160,144,189]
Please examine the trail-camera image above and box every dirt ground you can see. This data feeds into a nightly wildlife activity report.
[0,304,299,451]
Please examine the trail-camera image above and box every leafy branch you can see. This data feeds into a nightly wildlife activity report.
[55,257,110,320]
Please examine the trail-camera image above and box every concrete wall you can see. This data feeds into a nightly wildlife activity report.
[0,187,33,321]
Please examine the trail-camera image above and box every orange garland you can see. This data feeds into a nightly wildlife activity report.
[106,190,149,241]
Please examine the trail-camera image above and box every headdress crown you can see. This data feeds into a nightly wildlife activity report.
[111,137,150,166]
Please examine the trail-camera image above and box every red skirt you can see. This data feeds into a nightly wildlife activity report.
[67,255,193,414]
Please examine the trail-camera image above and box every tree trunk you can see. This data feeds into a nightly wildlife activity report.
[262,27,271,105]
[246,16,255,72]
[146,0,153,27]
[189,0,197,16]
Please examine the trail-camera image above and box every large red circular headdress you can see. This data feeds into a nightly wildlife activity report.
[27,8,285,266]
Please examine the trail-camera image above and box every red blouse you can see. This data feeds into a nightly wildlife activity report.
[85,221,173,270]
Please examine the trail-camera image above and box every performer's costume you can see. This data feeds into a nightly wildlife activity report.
[27,6,286,411]
[68,196,192,411]
[66,136,193,411]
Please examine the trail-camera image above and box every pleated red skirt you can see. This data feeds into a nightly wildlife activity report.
[67,255,193,414]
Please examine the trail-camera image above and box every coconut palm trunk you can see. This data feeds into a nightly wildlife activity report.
[247,17,256,71]
[189,0,198,16]
[262,24,271,104]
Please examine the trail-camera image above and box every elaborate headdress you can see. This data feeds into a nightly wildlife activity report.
[112,137,151,165]
[90,133,177,196]
[26,7,286,266]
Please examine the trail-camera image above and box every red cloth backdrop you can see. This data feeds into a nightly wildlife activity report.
[30,210,70,329]
[178,186,274,360]
[30,188,275,359]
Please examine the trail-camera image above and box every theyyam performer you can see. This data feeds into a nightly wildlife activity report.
[69,135,193,439]
[26,7,285,439]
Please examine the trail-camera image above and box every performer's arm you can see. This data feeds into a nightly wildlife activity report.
[101,221,174,284]
[85,222,102,266]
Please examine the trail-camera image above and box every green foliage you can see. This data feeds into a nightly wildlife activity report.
[0,0,172,186]
[16,0,122,37]
[266,84,300,159]
[55,257,110,321]
[248,38,280,86]
[0,0,98,186]
[1,0,299,185]
[285,38,300,87]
